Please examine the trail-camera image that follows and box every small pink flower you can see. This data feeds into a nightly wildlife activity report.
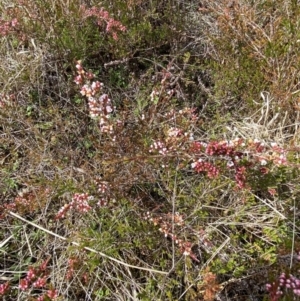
[47,288,58,299]
[19,278,29,291]
[75,61,83,71]
[26,267,36,280]
[33,276,47,288]
[86,72,94,79]
[0,282,9,295]
[74,75,83,85]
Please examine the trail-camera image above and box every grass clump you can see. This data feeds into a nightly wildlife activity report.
[193,0,300,121]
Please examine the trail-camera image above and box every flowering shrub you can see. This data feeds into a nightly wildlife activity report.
[18,258,58,301]
[74,60,116,134]
[65,61,293,270]
[55,178,110,220]
[55,193,93,219]
[265,252,300,300]
[80,5,126,40]
[0,245,56,299]
[189,139,288,189]
[148,119,288,190]
[1,1,300,300]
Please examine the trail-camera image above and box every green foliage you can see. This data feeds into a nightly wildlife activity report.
[107,66,129,89]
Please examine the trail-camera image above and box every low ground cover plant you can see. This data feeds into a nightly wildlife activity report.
[1,0,300,300]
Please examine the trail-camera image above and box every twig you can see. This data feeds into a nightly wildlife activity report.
[250,194,286,220]
[0,235,14,248]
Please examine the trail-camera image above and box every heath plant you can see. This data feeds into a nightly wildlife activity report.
[52,60,299,298]
[2,54,300,299]
[1,1,300,300]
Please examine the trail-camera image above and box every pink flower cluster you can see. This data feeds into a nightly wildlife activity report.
[70,193,93,212]
[0,282,9,295]
[75,61,115,134]
[66,258,78,280]
[191,159,219,179]
[234,166,247,188]
[55,193,93,219]
[18,259,58,300]
[36,289,58,301]
[190,139,287,165]
[266,272,300,300]
[149,140,168,155]
[190,139,288,188]
[0,18,18,36]
[80,5,126,40]
[95,178,110,207]
[56,181,111,219]
[149,125,193,159]
[149,134,288,189]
